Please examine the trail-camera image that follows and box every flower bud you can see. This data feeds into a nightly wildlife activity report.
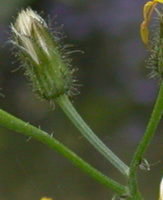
[11,8,75,100]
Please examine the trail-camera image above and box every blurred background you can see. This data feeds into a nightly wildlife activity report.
[0,0,162,199]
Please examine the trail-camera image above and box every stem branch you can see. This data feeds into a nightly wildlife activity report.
[129,81,163,197]
[0,108,126,195]
[56,94,129,176]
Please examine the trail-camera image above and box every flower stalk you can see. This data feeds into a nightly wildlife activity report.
[56,94,129,176]
[128,81,163,198]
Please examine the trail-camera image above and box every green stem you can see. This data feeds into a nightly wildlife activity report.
[56,94,129,176]
[129,81,163,198]
[0,108,127,195]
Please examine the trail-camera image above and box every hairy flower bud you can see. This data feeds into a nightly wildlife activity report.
[11,8,75,100]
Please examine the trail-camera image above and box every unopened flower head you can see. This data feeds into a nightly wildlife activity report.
[11,8,76,100]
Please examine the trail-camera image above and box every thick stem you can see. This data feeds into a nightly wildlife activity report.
[0,108,127,195]
[56,94,129,176]
[128,81,163,198]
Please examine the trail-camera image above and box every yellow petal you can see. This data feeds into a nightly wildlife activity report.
[140,1,157,44]
[40,198,53,200]
[140,21,149,44]
[155,0,163,3]
[143,1,157,22]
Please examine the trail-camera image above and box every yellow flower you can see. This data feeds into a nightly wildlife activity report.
[140,0,163,45]
[40,197,53,200]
